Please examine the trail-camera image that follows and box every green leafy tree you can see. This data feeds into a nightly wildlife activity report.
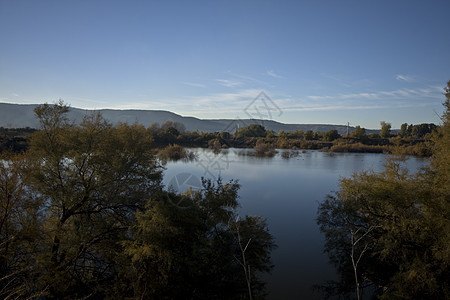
[277,130,287,138]
[0,153,44,299]
[161,120,186,133]
[125,179,276,299]
[26,102,164,298]
[324,129,341,141]
[399,123,408,138]
[288,129,304,139]
[351,126,367,140]
[379,121,391,139]
[318,159,449,298]
[428,81,450,276]
[266,129,276,138]
[411,123,437,139]
[304,130,314,140]
[235,124,267,138]
[317,82,450,299]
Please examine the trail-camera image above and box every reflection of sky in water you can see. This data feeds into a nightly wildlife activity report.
[163,149,427,299]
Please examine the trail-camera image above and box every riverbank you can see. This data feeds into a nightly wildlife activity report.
[1,126,435,158]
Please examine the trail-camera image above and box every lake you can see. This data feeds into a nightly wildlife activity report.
[162,148,427,299]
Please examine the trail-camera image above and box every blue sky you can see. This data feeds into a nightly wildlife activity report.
[1,0,449,129]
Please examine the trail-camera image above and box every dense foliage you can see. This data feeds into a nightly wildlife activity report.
[0,102,275,299]
[1,117,438,157]
[317,81,450,299]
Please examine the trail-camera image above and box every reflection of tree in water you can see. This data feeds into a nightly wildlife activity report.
[196,149,231,179]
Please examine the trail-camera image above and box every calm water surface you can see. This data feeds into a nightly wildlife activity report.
[162,148,427,299]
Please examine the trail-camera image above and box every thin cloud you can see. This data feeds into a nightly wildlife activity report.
[67,84,444,120]
[224,71,261,84]
[284,105,389,112]
[189,89,278,116]
[395,74,413,82]
[65,96,109,109]
[182,82,206,88]
[279,102,436,113]
[0,97,40,105]
[107,89,266,116]
[216,79,243,88]
[307,88,441,102]
[265,70,283,79]
[307,95,333,101]
[190,89,263,108]
[340,92,379,99]
[276,85,443,114]
[320,73,353,88]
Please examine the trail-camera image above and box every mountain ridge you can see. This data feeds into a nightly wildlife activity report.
[0,103,375,134]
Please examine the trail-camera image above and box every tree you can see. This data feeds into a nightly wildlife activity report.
[399,123,408,138]
[288,129,304,139]
[304,130,314,140]
[266,129,276,138]
[161,120,186,133]
[125,179,276,299]
[318,159,449,298]
[351,126,367,140]
[411,123,437,139]
[379,121,391,139]
[25,102,164,298]
[277,130,287,138]
[317,82,450,299]
[235,124,267,138]
[0,153,44,299]
[428,81,450,282]
[324,129,341,141]
[254,139,276,156]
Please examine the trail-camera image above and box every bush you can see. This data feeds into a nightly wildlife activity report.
[158,144,195,161]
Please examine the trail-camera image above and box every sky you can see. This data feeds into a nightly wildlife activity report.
[1,0,449,129]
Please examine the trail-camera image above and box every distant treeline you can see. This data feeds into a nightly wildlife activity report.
[0,121,438,157]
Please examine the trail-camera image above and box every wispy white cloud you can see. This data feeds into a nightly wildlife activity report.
[64,96,109,109]
[224,71,260,83]
[0,96,38,105]
[222,71,270,88]
[395,74,413,82]
[275,85,443,114]
[216,79,243,88]
[189,89,263,110]
[307,87,441,102]
[107,89,268,117]
[265,70,283,79]
[320,73,353,88]
[278,102,435,113]
[67,84,444,122]
[182,82,206,88]
[307,95,333,101]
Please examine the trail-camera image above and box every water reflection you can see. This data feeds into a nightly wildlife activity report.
[163,149,427,299]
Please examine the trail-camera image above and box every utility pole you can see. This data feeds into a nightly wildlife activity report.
[347,122,350,137]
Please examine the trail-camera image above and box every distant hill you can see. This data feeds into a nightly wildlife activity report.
[0,103,375,134]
